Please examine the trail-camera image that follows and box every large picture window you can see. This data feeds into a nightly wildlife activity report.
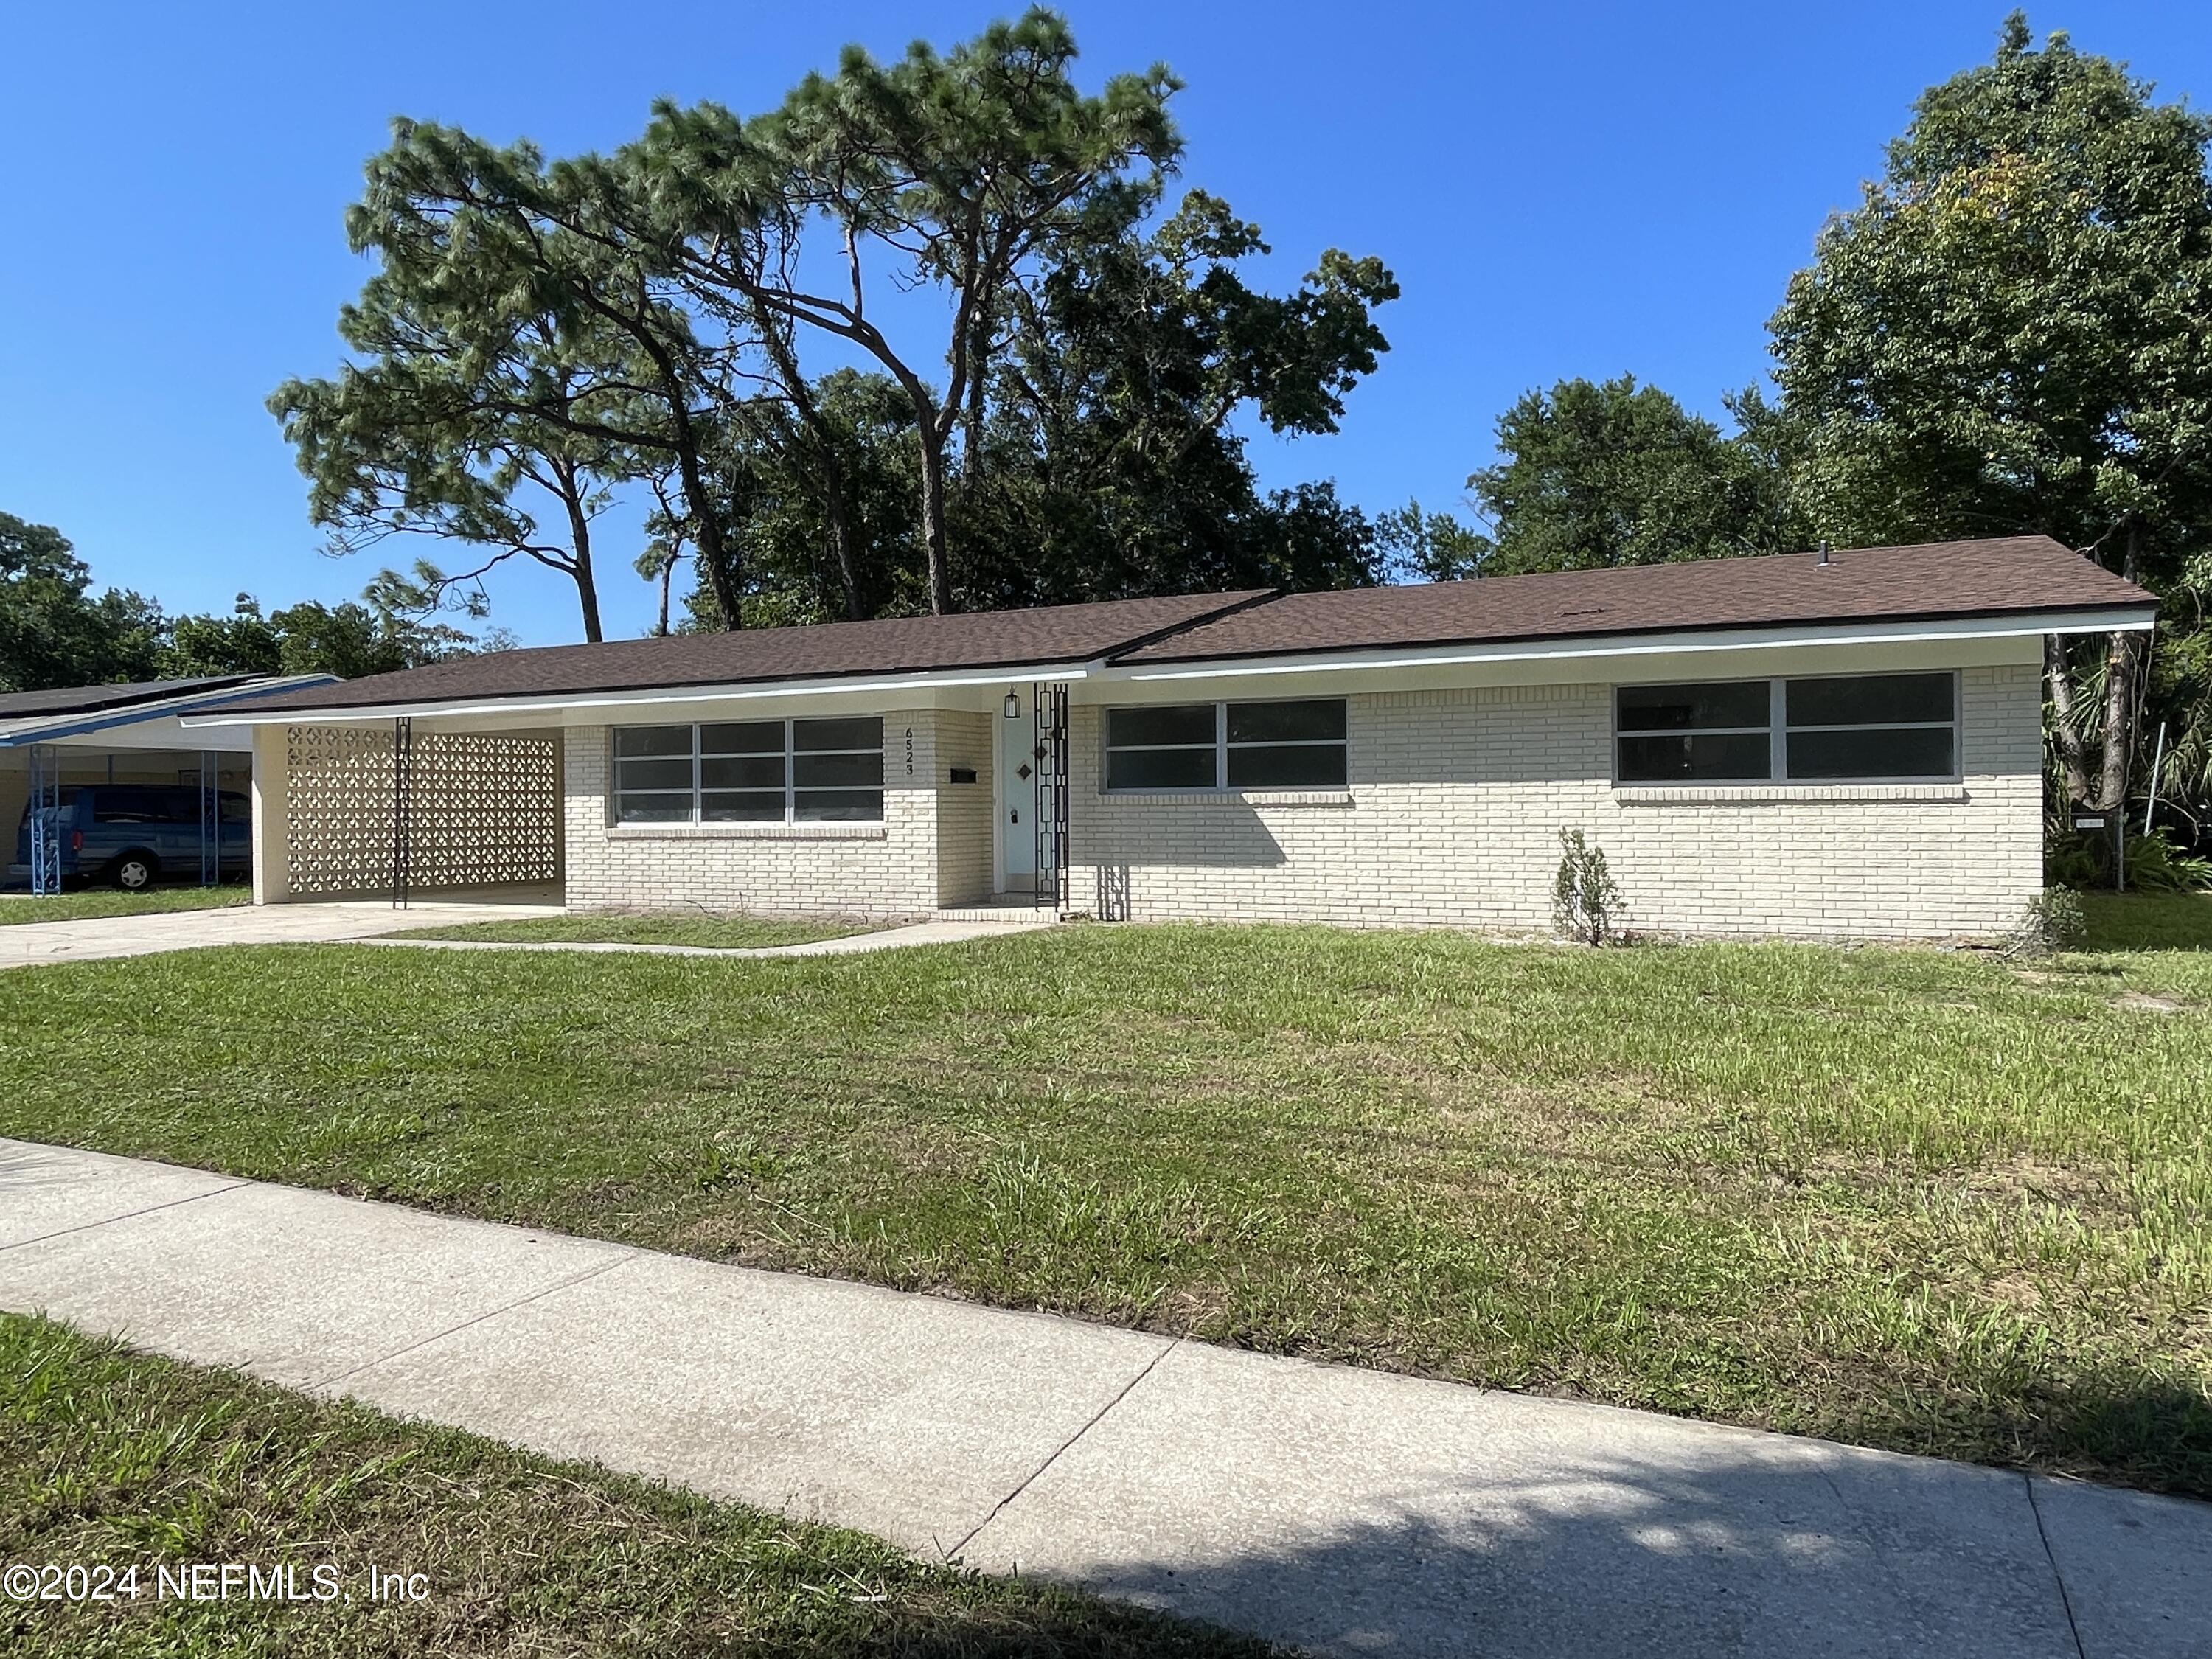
[1105,699,1348,792]
[614,718,884,824]
[1613,673,1956,783]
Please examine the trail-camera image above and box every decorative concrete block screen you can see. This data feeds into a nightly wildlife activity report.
[285,725,560,897]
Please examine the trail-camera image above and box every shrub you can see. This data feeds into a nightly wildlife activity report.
[1552,827,1624,945]
[2006,888,2087,959]
[2046,826,2212,892]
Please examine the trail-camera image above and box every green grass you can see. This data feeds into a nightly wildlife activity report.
[392,912,875,950]
[0,1313,1264,1658]
[1,922,2208,1497]
[0,885,251,925]
[2077,888,2212,952]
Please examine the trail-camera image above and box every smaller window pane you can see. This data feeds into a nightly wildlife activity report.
[615,757,693,793]
[615,725,694,758]
[1617,682,1770,732]
[1228,699,1346,743]
[794,717,882,754]
[615,793,693,824]
[1107,748,1217,790]
[1107,704,1215,748]
[701,755,784,791]
[700,721,783,755]
[1617,731,1772,782]
[1228,744,1348,788]
[1787,673,1953,728]
[1787,728,1954,779]
[794,788,884,822]
[701,790,786,822]
[795,750,883,789]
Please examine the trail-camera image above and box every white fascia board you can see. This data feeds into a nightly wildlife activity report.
[183,662,1099,728]
[1107,608,2156,684]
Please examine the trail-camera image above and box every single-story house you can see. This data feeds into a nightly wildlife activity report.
[4,675,333,891]
[192,535,2154,941]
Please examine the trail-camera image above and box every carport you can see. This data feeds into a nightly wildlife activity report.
[1,676,333,895]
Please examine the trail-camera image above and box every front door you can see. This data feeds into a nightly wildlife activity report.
[998,693,1036,892]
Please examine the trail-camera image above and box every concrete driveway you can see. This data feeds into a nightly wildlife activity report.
[0,899,566,969]
[2,1137,2203,1658]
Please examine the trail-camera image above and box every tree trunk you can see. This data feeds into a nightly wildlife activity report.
[916,422,953,616]
[675,437,742,631]
[2045,635,2092,811]
[2093,523,2146,813]
[819,457,865,622]
[562,492,604,644]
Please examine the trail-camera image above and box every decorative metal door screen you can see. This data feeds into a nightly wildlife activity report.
[27,744,63,897]
[1032,681,1069,909]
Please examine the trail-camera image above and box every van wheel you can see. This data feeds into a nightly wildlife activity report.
[108,853,158,891]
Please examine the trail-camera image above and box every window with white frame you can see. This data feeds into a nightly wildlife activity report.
[613,717,884,824]
[1613,672,1957,783]
[1104,698,1348,792]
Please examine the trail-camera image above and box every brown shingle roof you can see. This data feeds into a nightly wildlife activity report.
[236,537,2152,716]
[240,590,1274,714]
[1116,535,2152,664]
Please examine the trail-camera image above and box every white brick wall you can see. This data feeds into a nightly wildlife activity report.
[563,714,945,919]
[1067,664,2044,941]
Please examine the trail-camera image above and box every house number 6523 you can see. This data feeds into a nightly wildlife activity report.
[904,726,914,776]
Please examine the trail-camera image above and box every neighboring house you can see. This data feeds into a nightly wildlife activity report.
[192,536,2154,941]
[2,675,335,891]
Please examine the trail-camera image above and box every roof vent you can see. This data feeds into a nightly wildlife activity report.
[1816,540,1832,567]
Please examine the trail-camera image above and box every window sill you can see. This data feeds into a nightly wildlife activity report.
[607,822,888,841]
[1100,790,1354,808]
[1614,783,1969,805]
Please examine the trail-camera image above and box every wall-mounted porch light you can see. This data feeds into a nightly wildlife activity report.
[1004,691,1021,719]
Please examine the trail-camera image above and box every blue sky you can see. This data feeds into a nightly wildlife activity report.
[2,2,2205,647]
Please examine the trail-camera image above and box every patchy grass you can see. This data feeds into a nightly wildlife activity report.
[2076,888,2212,952]
[0,885,251,926]
[392,912,877,950]
[0,1313,1264,1658]
[1,925,2208,1497]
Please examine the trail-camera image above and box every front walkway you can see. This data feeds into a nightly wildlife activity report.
[360,916,1053,960]
[1,1141,2202,1658]
[0,898,566,969]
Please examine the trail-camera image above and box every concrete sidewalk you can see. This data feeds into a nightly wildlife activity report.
[1,1137,2202,1658]
[0,900,567,969]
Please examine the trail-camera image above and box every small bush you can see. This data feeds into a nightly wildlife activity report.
[2046,825,2212,892]
[2006,887,2087,958]
[1552,827,1624,945]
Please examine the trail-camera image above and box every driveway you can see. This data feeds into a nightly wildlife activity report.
[0,900,567,969]
[2,1137,2203,1658]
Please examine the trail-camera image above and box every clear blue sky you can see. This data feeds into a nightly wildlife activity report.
[3,2,2204,647]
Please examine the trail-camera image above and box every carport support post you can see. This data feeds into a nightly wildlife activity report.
[198,750,220,886]
[249,724,291,906]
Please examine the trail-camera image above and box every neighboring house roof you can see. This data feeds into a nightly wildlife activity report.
[212,536,2154,722]
[233,590,1276,715]
[1117,535,2153,665]
[0,675,340,748]
[0,675,262,721]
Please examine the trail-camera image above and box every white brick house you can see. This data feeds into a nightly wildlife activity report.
[196,536,2155,942]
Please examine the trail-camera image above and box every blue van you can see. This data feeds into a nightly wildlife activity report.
[10,785,251,891]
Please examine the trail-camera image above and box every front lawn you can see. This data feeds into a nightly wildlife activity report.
[392,911,876,950]
[0,1314,1261,1658]
[0,885,251,926]
[1,922,2207,1496]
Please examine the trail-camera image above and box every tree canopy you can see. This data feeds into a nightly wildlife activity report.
[276,10,1397,635]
